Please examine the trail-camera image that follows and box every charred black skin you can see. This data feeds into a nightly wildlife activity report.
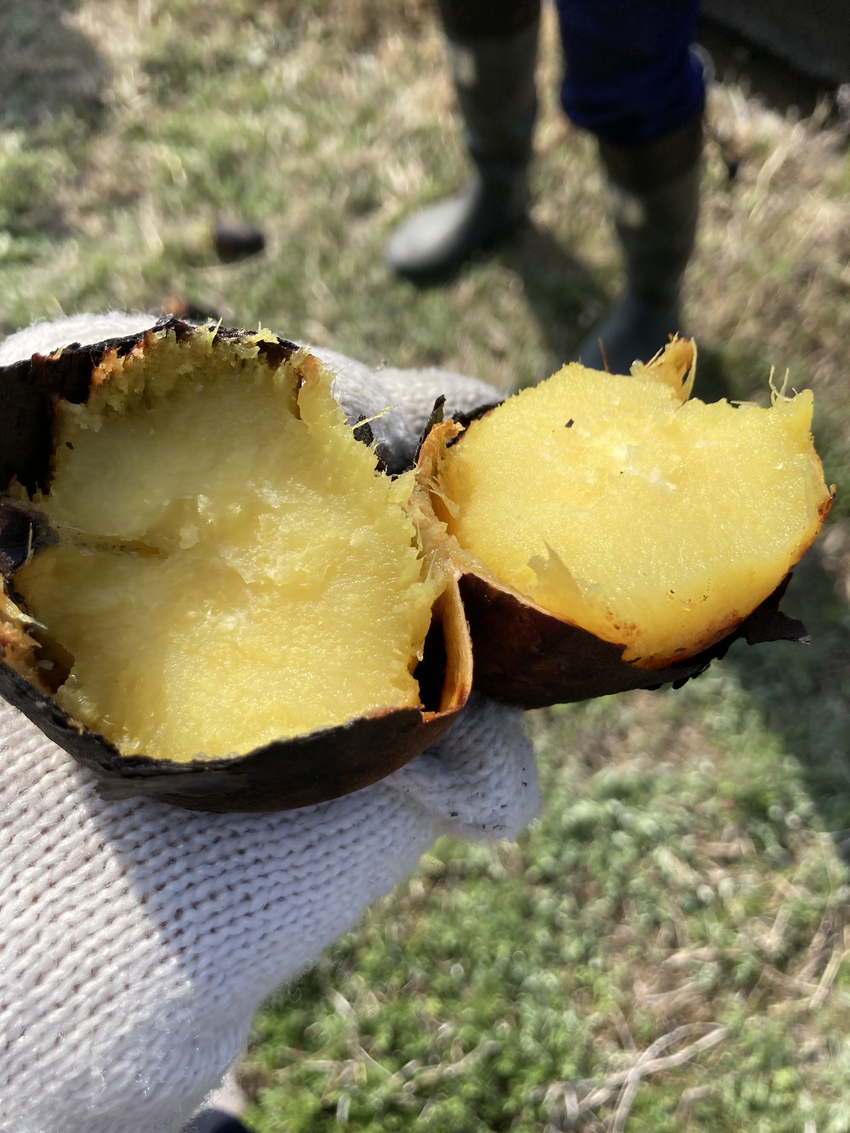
[0,317,298,497]
[0,320,467,813]
[0,500,58,577]
[0,658,458,812]
[411,394,503,473]
[460,572,808,710]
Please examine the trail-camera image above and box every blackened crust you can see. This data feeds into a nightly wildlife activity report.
[0,318,298,495]
[412,396,503,472]
[0,501,58,579]
[460,572,808,709]
[0,657,462,811]
[0,324,468,812]
[0,573,471,816]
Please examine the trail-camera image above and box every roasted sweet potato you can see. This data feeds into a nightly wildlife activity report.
[0,320,471,811]
[420,339,832,707]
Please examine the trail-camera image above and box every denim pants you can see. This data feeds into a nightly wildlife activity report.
[437,0,704,145]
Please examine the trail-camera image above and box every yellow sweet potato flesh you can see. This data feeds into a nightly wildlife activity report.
[438,361,830,668]
[13,334,440,761]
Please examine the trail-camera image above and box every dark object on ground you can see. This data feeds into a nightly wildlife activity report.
[183,1109,253,1133]
[213,220,266,263]
[161,295,222,323]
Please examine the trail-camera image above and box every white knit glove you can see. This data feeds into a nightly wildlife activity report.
[0,314,540,1133]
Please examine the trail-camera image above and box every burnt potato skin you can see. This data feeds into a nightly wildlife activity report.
[0,653,463,813]
[458,571,809,710]
[0,319,472,813]
[0,318,297,498]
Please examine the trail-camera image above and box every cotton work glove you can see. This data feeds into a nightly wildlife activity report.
[0,313,540,1133]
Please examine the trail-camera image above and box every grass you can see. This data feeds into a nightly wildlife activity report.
[2,0,850,1129]
[243,672,850,1131]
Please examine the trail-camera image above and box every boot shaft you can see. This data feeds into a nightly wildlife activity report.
[445,21,540,170]
[599,110,703,305]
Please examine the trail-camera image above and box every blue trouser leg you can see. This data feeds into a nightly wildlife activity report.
[432,0,704,148]
[386,0,704,294]
[555,2,705,370]
[555,0,704,147]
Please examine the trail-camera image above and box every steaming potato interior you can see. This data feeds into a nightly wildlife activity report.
[438,362,830,668]
[12,340,440,762]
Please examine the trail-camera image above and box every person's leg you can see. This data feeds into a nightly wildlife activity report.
[556,0,704,373]
[383,0,540,282]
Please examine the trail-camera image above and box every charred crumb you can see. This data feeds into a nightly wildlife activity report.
[0,501,58,579]
[412,395,447,469]
[352,416,375,448]
[350,416,389,474]
[566,419,574,428]
[450,401,503,431]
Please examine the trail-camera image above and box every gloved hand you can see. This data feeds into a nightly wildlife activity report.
[0,313,540,1133]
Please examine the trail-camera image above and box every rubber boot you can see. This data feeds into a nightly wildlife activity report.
[576,110,702,375]
[383,19,539,282]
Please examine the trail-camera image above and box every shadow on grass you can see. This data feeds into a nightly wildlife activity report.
[723,539,850,836]
[0,0,109,129]
[689,342,739,402]
[502,229,743,391]
[500,221,611,378]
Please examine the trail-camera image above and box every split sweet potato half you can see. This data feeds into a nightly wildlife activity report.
[0,320,471,811]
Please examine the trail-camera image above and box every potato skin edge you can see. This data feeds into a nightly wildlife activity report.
[0,321,470,813]
[459,571,808,710]
[0,655,468,811]
[0,317,299,497]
